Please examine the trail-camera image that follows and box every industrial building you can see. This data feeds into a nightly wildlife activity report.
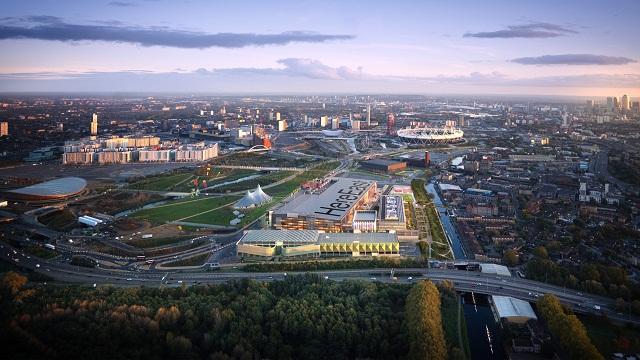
[491,295,537,324]
[270,178,376,232]
[236,230,400,259]
[360,159,407,173]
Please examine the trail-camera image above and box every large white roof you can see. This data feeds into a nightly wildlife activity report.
[492,295,537,322]
[233,184,272,209]
[480,263,511,277]
[7,177,87,197]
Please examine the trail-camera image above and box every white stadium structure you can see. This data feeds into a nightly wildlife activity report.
[396,127,464,145]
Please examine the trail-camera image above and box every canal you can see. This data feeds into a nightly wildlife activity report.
[425,182,467,259]
[462,292,507,360]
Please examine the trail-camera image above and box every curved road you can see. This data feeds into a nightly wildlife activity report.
[2,242,638,326]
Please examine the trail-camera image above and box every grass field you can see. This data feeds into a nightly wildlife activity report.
[173,169,258,192]
[132,161,341,228]
[163,252,210,267]
[125,236,196,249]
[131,195,239,225]
[129,172,194,191]
[212,170,295,193]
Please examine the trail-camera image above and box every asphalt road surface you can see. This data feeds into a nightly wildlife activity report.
[2,242,639,326]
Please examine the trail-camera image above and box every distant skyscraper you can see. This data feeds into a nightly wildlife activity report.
[320,116,329,127]
[366,104,371,127]
[331,117,339,130]
[90,113,98,136]
[613,96,620,111]
[387,113,395,135]
[606,97,614,112]
[0,121,8,137]
[457,114,465,127]
[276,112,281,121]
[621,94,630,111]
[586,99,594,108]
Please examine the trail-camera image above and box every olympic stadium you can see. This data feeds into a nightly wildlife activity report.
[2,177,88,201]
[396,127,464,145]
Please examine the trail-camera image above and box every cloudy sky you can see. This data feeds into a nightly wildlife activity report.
[0,0,638,96]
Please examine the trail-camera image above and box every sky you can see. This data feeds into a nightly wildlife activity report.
[0,0,638,96]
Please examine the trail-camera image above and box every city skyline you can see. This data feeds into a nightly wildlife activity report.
[0,0,639,95]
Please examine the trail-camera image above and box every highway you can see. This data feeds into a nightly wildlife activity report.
[2,241,639,326]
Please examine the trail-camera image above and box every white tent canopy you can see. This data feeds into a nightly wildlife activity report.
[233,184,273,209]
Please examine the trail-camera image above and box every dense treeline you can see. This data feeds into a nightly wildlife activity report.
[537,294,603,360]
[1,272,413,360]
[526,257,640,308]
[405,281,447,360]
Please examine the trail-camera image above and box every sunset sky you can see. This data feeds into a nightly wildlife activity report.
[0,0,638,95]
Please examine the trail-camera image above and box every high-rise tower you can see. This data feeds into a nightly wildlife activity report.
[90,113,98,136]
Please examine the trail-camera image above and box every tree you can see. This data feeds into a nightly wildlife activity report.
[405,281,447,360]
[537,294,603,360]
[532,246,549,259]
[503,249,519,267]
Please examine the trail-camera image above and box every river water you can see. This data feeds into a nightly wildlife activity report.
[425,182,467,259]
[462,292,507,360]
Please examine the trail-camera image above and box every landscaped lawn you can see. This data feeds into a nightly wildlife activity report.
[131,195,239,225]
[128,172,194,191]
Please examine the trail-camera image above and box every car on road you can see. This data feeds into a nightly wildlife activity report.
[324,276,329,280]
[126,278,132,281]
[370,277,377,281]
[408,277,413,280]
[35,264,40,268]
[177,280,183,284]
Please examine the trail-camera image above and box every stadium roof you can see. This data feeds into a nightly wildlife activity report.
[6,177,87,199]
[239,230,320,245]
[491,295,537,323]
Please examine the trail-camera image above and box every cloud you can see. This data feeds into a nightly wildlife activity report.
[0,16,354,49]
[464,22,577,38]
[206,58,367,80]
[1,59,638,92]
[108,1,137,7]
[512,54,636,65]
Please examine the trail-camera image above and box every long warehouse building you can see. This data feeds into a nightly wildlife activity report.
[237,230,399,259]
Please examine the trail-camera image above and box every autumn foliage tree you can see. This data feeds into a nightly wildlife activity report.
[405,280,447,360]
[537,294,603,360]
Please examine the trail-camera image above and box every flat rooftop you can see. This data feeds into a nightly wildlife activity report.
[318,232,398,244]
[361,159,406,166]
[353,210,377,222]
[380,195,404,222]
[274,178,374,221]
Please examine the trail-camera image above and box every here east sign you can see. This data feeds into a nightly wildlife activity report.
[313,179,372,219]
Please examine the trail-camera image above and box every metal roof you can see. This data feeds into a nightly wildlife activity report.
[7,177,87,198]
[491,295,537,322]
[318,232,397,244]
[239,230,319,245]
[274,178,374,221]
[480,263,512,276]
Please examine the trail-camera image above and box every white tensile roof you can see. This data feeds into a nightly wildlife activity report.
[233,184,272,209]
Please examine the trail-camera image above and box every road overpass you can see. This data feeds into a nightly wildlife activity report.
[2,242,638,326]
